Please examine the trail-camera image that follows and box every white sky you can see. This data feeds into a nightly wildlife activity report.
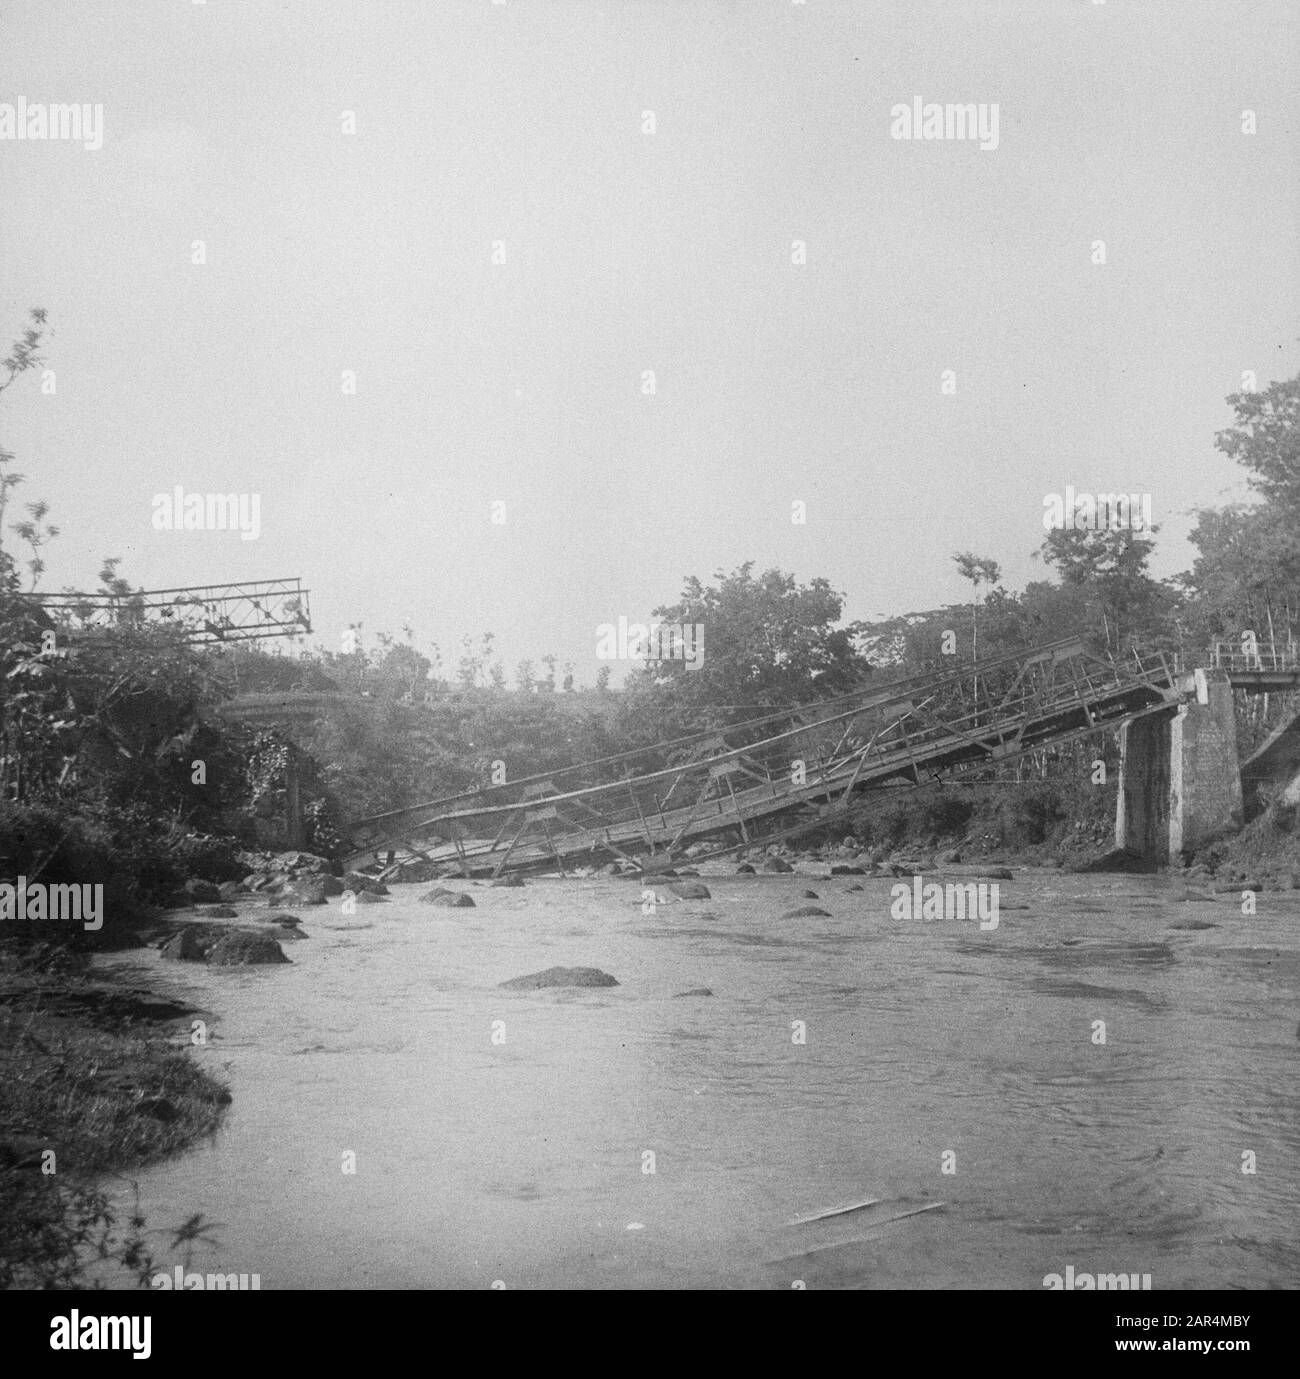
[2,0,1297,679]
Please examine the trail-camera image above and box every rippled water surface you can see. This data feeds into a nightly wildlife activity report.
[101,869,1300,1289]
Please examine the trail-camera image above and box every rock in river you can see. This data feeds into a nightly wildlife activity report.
[499,966,619,990]
[160,927,209,961]
[781,905,832,919]
[205,931,291,966]
[277,878,330,906]
[343,871,388,895]
[669,881,711,900]
[421,889,475,908]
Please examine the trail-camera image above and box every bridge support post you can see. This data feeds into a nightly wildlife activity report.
[1117,670,1241,864]
[1116,710,1172,863]
[1169,670,1242,857]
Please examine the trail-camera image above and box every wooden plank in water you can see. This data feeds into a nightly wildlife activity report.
[787,1196,881,1226]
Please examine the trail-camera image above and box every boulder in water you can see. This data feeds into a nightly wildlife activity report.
[427,891,475,908]
[762,858,793,874]
[343,871,388,895]
[670,881,711,900]
[800,889,819,899]
[205,931,291,965]
[830,865,864,876]
[1073,847,1153,874]
[499,966,619,990]
[278,878,329,906]
[781,905,831,919]
[491,875,526,888]
[159,927,208,961]
[735,863,756,875]
[183,878,222,905]
[673,987,714,998]
[197,905,239,919]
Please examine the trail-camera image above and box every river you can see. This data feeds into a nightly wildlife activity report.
[98,867,1300,1289]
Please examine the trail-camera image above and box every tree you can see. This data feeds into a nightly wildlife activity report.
[952,553,1001,662]
[1178,373,1300,652]
[614,563,870,748]
[0,309,49,588]
[1038,525,1170,654]
[1215,374,1300,510]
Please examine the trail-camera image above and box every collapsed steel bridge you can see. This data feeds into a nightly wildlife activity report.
[345,636,1182,876]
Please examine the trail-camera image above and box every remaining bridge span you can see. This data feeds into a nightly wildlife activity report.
[346,637,1182,875]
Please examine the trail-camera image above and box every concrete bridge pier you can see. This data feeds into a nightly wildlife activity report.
[1116,669,1242,864]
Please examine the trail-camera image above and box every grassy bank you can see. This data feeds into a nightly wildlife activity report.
[787,776,1117,867]
[0,941,231,1289]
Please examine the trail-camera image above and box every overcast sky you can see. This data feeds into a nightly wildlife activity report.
[1,0,1297,682]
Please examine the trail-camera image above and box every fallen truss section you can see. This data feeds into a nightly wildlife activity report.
[346,637,1181,876]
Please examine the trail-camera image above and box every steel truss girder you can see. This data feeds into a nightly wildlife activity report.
[345,638,1178,873]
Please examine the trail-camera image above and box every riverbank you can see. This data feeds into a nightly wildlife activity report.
[0,939,231,1289]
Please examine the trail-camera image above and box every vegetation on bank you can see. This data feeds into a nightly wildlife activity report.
[0,942,230,1289]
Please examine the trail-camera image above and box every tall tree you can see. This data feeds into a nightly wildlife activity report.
[615,563,869,748]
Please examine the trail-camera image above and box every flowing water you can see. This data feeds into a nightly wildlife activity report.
[98,868,1300,1289]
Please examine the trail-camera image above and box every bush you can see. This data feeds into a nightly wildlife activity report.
[0,799,241,940]
[167,831,244,883]
[920,792,974,840]
[1000,784,1066,845]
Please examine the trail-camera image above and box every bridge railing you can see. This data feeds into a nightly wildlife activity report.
[30,578,312,644]
[1205,641,1300,673]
